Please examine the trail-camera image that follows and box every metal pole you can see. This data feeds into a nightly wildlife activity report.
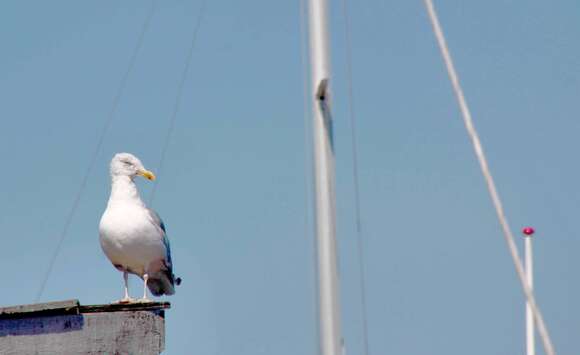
[523,227,535,355]
[307,0,343,354]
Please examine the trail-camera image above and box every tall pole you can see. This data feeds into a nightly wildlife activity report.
[523,227,535,355]
[307,0,343,354]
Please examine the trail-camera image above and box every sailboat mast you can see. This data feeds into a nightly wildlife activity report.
[307,0,343,354]
[523,227,536,355]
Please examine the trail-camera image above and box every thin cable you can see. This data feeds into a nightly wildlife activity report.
[34,0,157,302]
[299,0,321,353]
[149,0,207,205]
[423,1,556,355]
[339,0,370,354]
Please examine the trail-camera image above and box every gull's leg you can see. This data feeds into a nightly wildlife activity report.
[139,273,150,302]
[117,271,134,303]
[123,271,130,300]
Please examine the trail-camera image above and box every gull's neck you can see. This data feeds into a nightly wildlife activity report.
[108,175,145,206]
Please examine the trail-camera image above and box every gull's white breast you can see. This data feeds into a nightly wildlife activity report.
[99,202,166,277]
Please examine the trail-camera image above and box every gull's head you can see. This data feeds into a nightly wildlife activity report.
[110,153,156,181]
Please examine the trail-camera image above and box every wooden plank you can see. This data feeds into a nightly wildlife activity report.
[79,301,170,314]
[0,300,80,319]
[0,300,170,318]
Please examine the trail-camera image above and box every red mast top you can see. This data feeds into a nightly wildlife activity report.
[522,227,535,236]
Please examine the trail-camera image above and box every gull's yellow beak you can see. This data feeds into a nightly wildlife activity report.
[138,170,156,181]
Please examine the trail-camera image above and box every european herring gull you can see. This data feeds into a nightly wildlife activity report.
[99,153,181,302]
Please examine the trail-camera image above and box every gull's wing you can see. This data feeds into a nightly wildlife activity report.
[146,208,181,295]
[147,208,173,267]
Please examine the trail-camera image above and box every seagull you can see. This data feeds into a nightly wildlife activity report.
[99,153,181,303]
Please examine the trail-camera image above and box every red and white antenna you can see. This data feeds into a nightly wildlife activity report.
[522,226,535,355]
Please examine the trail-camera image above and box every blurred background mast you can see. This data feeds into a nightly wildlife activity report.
[523,227,536,355]
[307,0,343,354]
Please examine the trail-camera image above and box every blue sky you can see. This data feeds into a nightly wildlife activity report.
[1,1,579,354]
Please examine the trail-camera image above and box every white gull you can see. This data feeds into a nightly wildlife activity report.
[99,152,181,302]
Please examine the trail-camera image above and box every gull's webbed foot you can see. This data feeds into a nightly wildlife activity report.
[114,297,137,304]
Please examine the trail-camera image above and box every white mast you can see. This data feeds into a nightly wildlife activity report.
[307,0,343,354]
[523,227,536,355]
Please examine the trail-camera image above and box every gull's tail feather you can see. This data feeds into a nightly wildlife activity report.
[147,270,181,296]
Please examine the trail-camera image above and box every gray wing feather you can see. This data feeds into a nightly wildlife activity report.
[145,208,181,295]
[146,208,172,266]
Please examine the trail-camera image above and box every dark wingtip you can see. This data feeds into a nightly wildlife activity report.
[175,277,182,286]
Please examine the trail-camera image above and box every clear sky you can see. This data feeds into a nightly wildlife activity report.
[0,1,578,354]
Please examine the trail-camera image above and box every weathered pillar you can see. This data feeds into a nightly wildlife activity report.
[0,299,169,355]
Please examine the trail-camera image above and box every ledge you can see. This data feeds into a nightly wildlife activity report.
[0,299,170,355]
[0,299,170,319]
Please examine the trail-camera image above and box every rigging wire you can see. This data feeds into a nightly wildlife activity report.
[339,0,371,354]
[34,0,157,302]
[149,0,207,205]
[422,1,556,355]
[298,0,321,352]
